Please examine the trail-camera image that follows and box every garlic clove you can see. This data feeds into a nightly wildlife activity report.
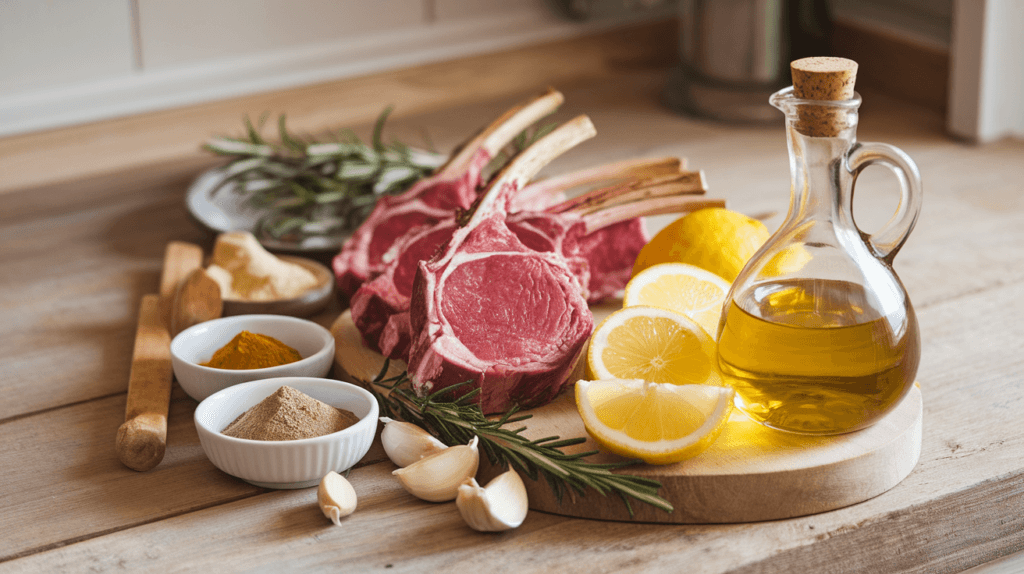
[456,468,529,532]
[318,471,357,526]
[392,436,479,502]
[379,416,448,467]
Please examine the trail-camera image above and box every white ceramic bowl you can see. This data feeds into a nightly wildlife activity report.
[171,315,334,401]
[194,377,378,488]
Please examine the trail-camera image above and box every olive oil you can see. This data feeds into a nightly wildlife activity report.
[716,279,919,435]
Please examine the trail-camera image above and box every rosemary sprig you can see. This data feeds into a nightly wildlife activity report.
[371,365,674,516]
[204,108,446,242]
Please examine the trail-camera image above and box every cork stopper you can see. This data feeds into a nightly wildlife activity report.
[790,57,859,137]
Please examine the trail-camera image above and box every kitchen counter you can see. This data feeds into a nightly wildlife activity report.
[2,71,1023,573]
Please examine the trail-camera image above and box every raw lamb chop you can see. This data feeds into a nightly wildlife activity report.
[406,115,599,414]
[332,88,565,300]
[352,172,720,360]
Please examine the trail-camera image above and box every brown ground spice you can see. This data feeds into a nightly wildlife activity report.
[222,385,360,441]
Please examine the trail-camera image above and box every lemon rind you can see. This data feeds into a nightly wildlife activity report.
[624,262,731,307]
[575,379,734,463]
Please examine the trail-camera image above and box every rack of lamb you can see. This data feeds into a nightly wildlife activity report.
[406,115,606,413]
[351,171,721,360]
[331,88,686,302]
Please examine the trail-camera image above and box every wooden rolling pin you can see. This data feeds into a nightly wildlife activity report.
[115,242,203,471]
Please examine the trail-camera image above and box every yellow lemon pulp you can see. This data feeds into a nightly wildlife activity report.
[623,263,731,338]
[587,306,722,387]
[575,379,734,464]
[633,208,769,282]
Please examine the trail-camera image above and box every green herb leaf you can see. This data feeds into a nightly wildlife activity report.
[371,105,394,153]
[277,115,307,153]
[204,107,445,244]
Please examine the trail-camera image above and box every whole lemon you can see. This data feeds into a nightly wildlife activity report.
[633,208,769,282]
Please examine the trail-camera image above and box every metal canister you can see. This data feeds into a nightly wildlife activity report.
[663,0,831,122]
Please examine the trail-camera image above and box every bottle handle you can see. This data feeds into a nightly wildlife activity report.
[845,142,923,264]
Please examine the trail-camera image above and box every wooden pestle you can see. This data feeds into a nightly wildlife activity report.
[790,57,859,137]
[116,241,203,471]
[170,268,223,337]
[159,242,205,329]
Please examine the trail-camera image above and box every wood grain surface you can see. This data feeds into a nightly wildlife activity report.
[2,72,1024,573]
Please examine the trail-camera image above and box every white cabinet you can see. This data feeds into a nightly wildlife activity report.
[137,0,424,69]
[0,0,135,93]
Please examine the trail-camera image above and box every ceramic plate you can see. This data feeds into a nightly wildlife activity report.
[185,168,348,253]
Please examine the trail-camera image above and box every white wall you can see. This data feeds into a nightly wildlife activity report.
[0,0,655,137]
[948,0,1024,142]
[9,0,1015,142]
[0,1,137,93]
[828,0,953,51]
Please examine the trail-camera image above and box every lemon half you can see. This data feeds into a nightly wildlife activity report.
[576,379,734,464]
[587,305,722,387]
[623,262,731,338]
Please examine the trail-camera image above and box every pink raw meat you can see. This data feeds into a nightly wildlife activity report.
[407,116,598,414]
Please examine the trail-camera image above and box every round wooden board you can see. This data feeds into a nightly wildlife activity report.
[331,309,923,524]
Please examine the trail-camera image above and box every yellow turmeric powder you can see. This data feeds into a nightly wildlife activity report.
[202,330,303,370]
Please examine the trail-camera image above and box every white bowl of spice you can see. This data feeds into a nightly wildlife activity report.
[194,377,378,488]
[171,315,334,401]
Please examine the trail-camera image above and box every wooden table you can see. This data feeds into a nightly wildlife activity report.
[2,72,1023,573]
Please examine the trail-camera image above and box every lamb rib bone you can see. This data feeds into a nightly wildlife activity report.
[581,195,726,232]
[547,171,707,215]
[407,115,597,414]
[512,156,684,211]
[331,88,565,300]
[467,115,599,226]
[507,181,722,304]
[439,87,566,179]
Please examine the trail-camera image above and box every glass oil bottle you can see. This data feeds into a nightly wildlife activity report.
[716,58,923,435]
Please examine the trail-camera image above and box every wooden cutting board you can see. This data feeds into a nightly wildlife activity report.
[331,309,923,524]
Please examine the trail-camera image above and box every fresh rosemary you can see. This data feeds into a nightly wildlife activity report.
[204,108,445,242]
[204,108,558,245]
[371,365,674,516]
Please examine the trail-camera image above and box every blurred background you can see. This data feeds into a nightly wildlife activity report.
[0,0,1020,194]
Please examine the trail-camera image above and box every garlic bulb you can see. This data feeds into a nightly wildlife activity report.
[456,469,529,532]
[379,417,448,467]
[393,436,479,502]
[318,471,357,526]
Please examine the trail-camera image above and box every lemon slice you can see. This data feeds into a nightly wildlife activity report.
[576,378,734,464]
[623,262,731,338]
[587,305,722,387]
